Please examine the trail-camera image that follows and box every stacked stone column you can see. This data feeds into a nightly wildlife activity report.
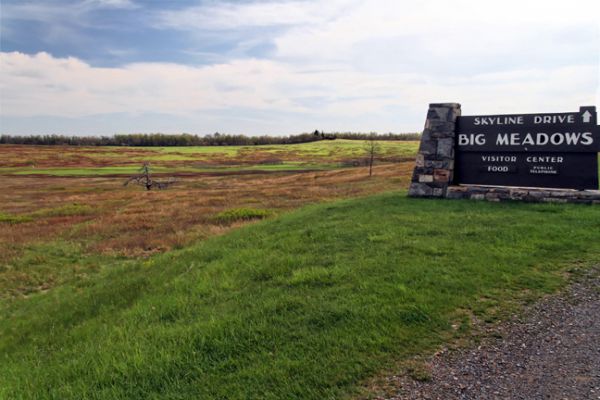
[408,103,461,198]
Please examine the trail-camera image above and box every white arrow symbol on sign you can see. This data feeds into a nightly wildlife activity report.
[582,110,592,123]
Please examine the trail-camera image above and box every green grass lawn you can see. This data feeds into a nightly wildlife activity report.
[2,193,600,399]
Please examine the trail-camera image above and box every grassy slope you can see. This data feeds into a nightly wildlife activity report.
[2,193,600,399]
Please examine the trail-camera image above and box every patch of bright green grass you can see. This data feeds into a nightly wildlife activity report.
[0,204,96,227]
[152,139,419,159]
[1,193,600,399]
[189,162,338,172]
[0,212,33,224]
[155,145,243,155]
[213,207,272,224]
[279,139,419,158]
[131,154,201,162]
[282,139,419,158]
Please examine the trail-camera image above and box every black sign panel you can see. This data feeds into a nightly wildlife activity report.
[455,106,599,190]
[455,152,598,190]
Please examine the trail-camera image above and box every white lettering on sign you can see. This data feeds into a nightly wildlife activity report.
[510,133,520,145]
[496,134,509,146]
[533,115,575,124]
[474,116,524,125]
[481,155,517,162]
[526,156,564,163]
[581,132,594,145]
[550,133,564,145]
[487,165,509,172]
[522,134,535,145]
[492,132,593,147]
[564,132,582,145]
[530,165,558,175]
[458,133,486,146]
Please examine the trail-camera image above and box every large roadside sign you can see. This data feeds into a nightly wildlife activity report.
[455,106,599,190]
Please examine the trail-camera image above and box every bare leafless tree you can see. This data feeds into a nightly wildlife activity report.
[364,134,381,177]
[124,162,176,190]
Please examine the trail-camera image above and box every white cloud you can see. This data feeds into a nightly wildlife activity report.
[1,50,597,134]
[1,0,599,134]
[156,0,600,67]
[272,0,600,69]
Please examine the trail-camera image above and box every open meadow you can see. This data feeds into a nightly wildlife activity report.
[2,140,600,400]
[0,140,417,298]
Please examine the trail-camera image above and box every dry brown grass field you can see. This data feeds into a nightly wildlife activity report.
[0,140,418,298]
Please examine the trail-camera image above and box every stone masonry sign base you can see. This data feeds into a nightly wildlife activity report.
[408,103,600,204]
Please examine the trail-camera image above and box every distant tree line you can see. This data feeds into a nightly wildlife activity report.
[333,132,420,141]
[0,131,420,146]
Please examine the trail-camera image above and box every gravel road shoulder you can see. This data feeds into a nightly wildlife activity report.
[378,266,600,400]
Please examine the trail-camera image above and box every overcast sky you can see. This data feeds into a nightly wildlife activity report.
[1,0,599,136]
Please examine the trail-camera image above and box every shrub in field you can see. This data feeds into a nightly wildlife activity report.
[0,212,33,224]
[213,208,271,224]
[0,204,93,226]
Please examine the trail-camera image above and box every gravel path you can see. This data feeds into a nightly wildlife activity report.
[381,267,600,400]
